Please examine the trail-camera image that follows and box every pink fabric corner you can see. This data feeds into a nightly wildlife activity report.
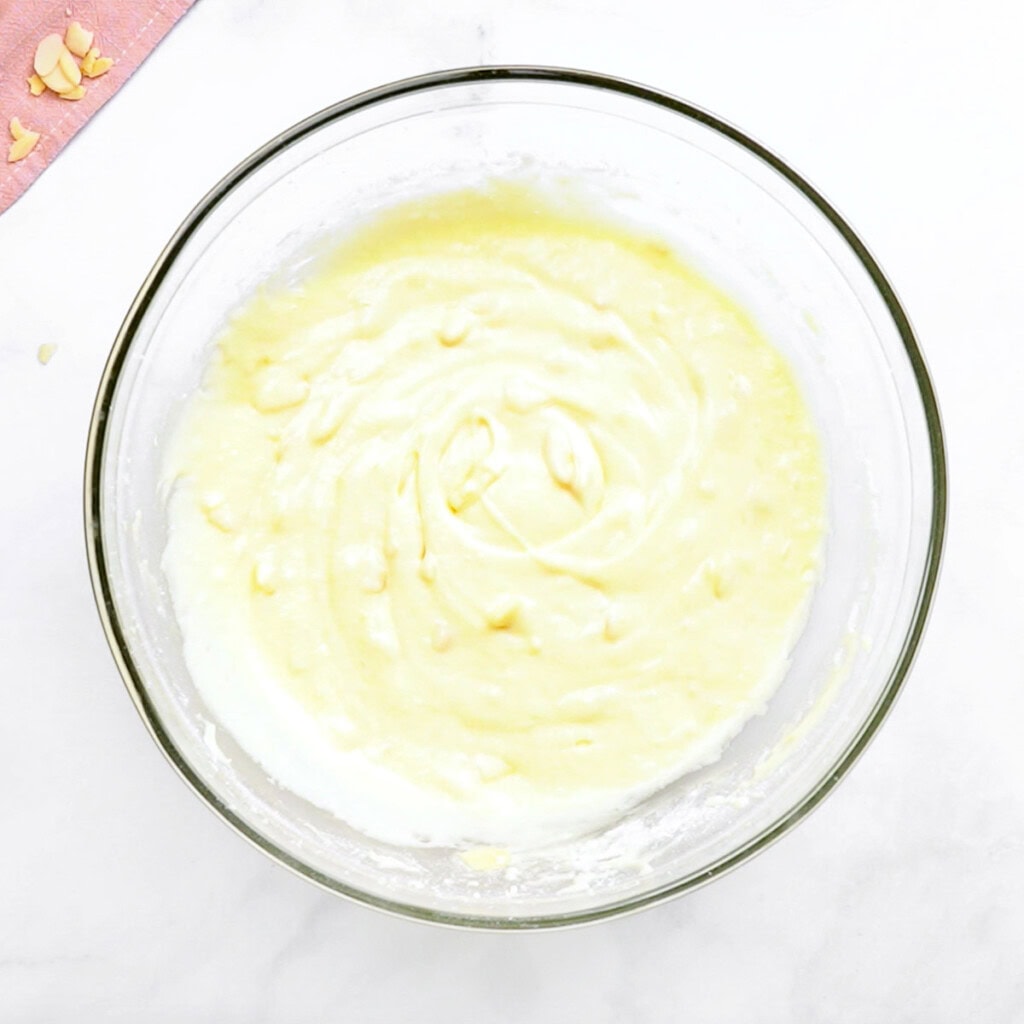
[1,0,195,215]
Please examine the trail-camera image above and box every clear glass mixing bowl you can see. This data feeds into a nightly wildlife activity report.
[85,68,946,928]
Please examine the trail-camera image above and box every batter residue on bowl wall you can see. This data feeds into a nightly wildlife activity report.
[162,184,826,848]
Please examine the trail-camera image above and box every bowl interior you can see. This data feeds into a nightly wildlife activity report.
[89,70,942,926]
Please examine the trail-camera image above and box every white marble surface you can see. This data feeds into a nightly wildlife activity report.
[2,0,1022,1019]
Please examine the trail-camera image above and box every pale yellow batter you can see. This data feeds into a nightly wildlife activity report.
[163,185,826,847]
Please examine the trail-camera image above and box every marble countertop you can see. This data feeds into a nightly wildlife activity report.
[2,0,1021,1019]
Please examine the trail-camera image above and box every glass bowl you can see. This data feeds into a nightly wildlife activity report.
[84,67,946,929]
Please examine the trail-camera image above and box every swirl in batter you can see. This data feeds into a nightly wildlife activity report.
[163,185,826,847]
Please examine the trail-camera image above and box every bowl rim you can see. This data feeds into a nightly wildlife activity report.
[83,65,948,930]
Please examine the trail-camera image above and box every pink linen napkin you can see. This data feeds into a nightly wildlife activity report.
[1,0,195,215]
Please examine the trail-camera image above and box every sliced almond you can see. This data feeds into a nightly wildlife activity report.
[10,117,27,140]
[64,21,94,58]
[41,65,75,95]
[59,84,87,101]
[34,33,65,77]
[27,74,46,96]
[80,47,99,75]
[57,49,82,87]
[8,132,40,163]
[84,55,113,78]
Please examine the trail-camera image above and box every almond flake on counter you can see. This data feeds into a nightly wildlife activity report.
[58,49,82,88]
[33,34,65,77]
[83,53,114,79]
[65,21,95,58]
[7,118,40,163]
